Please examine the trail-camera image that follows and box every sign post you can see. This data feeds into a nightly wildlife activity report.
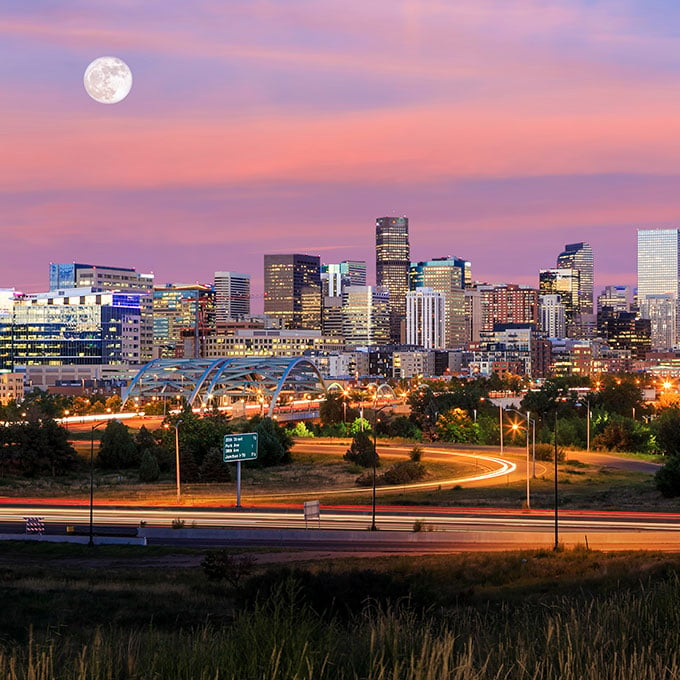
[223,433,258,507]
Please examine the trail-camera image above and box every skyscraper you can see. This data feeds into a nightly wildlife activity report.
[539,268,580,332]
[406,288,446,349]
[214,272,250,322]
[376,216,410,343]
[264,254,321,330]
[637,228,680,349]
[409,257,466,348]
[341,286,390,347]
[321,261,366,297]
[556,242,594,314]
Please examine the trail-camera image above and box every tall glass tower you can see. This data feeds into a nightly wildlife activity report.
[556,242,593,315]
[637,229,680,349]
[376,216,410,343]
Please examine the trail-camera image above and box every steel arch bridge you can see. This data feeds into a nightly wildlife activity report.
[121,356,326,417]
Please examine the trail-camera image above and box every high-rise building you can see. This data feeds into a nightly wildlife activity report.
[264,254,321,330]
[406,288,446,349]
[539,269,580,332]
[213,272,250,322]
[539,294,566,338]
[321,261,366,297]
[153,284,215,358]
[409,258,466,348]
[477,284,538,332]
[376,216,410,342]
[49,262,154,362]
[556,242,594,315]
[341,286,390,347]
[637,229,680,349]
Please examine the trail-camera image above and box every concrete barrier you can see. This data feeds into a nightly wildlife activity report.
[0,534,147,545]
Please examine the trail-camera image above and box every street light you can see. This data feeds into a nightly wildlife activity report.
[172,419,183,503]
[506,409,531,510]
[371,401,391,531]
[89,420,109,547]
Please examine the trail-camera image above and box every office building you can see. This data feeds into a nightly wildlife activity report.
[0,288,143,371]
[321,261,366,297]
[264,254,321,330]
[341,286,390,347]
[556,242,594,314]
[214,272,250,322]
[637,229,680,349]
[597,285,633,314]
[405,288,446,349]
[539,269,580,332]
[376,216,410,342]
[409,258,466,348]
[153,284,215,359]
[49,262,154,362]
[539,294,566,338]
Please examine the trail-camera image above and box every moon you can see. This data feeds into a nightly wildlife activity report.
[83,57,133,104]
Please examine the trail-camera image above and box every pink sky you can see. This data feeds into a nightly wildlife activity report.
[2,1,680,306]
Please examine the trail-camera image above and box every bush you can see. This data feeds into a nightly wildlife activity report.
[409,444,423,462]
[655,456,680,497]
[382,460,426,485]
[534,443,566,462]
[201,550,255,586]
[199,447,232,482]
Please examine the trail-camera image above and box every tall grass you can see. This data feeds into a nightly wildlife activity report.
[2,575,680,679]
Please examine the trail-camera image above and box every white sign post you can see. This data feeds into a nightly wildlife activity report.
[304,500,321,528]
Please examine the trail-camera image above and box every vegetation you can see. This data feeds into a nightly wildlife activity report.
[344,430,379,468]
[3,545,680,678]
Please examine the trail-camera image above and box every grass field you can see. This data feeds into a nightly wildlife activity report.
[2,543,680,678]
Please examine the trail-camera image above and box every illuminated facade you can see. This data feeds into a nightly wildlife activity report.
[321,261,366,297]
[409,258,466,347]
[539,268,580,333]
[0,288,143,371]
[376,216,410,342]
[478,284,538,332]
[556,242,594,315]
[539,294,566,338]
[198,329,344,358]
[405,287,445,349]
[637,229,680,349]
[152,284,215,359]
[264,254,321,330]
[341,285,390,347]
[49,262,154,362]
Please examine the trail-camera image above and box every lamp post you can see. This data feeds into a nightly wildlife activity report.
[172,419,183,504]
[371,402,391,531]
[554,409,559,550]
[507,409,531,510]
[89,420,108,547]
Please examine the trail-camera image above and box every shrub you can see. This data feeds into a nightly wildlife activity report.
[655,456,680,497]
[534,443,566,462]
[171,518,185,529]
[199,447,232,482]
[382,460,426,485]
[201,550,255,586]
[409,444,423,462]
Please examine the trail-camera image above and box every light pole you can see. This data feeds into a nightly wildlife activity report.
[499,404,504,455]
[371,402,391,531]
[554,409,559,550]
[507,409,531,510]
[173,419,183,503]
[89,420,108,547]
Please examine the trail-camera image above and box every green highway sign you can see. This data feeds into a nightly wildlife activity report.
[223,433,258,462]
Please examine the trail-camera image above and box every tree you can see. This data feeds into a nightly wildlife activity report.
[344,431,379,468]
[591,417,650,453]
[138,450,160,482]
[435,408,479,443]
[199,447,232,482]
[97,420,139,469]
[253,417,293,467]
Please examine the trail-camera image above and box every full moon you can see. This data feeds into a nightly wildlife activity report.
[83,57,133,104]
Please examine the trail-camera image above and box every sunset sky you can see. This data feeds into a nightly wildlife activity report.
[3,1,680,308]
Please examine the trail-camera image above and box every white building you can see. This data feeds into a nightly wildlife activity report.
[406,287,445,349]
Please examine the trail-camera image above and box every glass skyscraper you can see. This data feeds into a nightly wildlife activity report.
[637,229,680,349]
[556,243,594,315]
[376,216,410,343]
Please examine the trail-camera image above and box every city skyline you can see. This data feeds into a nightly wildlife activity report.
[4,2,680,301]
